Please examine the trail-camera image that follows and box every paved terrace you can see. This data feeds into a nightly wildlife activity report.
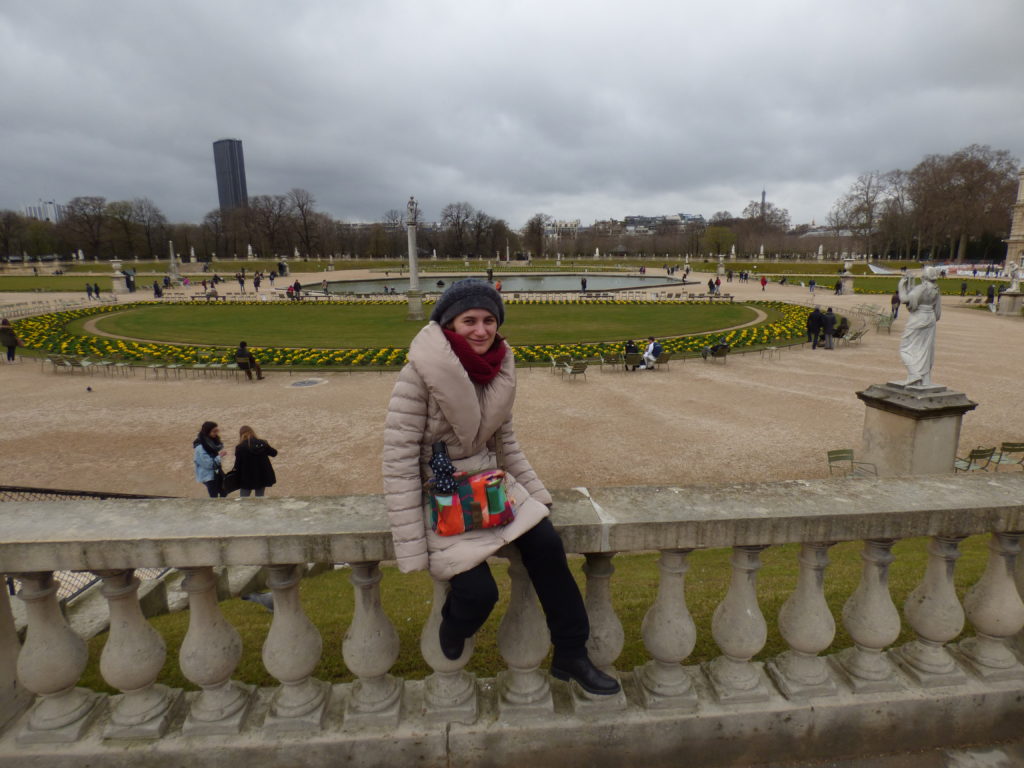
[0,270,1020,497]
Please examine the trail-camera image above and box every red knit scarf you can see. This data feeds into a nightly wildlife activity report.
[443,329,507,385]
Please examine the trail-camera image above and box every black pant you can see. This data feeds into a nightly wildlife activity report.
[4,346,14,362]
[204,477,226,497]
[442,518,589,660]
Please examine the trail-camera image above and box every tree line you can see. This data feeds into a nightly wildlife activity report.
[1,144,1016,263]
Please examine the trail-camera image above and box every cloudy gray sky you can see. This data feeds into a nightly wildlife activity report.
[3,1,1022,228]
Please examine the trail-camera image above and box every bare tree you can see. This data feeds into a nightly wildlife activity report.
[523,213,550,258]
[0,211,26,260]
[60,196,107,259]
[105,201,137,258]
[441,202,474,256]
[288,188,318,257]
[470,209,496,256]
[835,171,884,256]
[248,194,293,257]
[132,198,167,258]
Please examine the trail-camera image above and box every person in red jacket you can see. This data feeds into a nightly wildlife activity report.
[760,275,768,291]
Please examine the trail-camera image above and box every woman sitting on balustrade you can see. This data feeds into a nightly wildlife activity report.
[383,279,620,696]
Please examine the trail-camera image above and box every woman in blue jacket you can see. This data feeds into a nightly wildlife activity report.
[193,421,227,497]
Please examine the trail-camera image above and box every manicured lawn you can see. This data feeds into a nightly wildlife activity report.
[0,275,115,292]
[85,302,759,348]
[78,535,991,692]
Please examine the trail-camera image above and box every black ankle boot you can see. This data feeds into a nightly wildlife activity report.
[550,656,621,695]
[438,620,465,661]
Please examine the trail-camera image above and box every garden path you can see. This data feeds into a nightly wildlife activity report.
[1,272,1020,499]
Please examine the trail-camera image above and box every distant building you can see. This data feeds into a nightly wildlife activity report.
[22,200,64,223]
[212,139,249,212]
[544,219,580,239]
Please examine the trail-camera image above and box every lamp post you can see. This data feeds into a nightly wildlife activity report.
[406,196,424,321]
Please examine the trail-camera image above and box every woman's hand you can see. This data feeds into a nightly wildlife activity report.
[219,450,227,457]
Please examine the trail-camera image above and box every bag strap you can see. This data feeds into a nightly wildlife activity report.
[493,425,506,470]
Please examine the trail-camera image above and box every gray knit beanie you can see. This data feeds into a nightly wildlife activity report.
[430,279,505,328]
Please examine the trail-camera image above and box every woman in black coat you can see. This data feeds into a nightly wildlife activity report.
[233,426,278,497]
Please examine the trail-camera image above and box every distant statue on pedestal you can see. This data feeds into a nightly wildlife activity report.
[1009,261,1021,292]
[897,266,941,386]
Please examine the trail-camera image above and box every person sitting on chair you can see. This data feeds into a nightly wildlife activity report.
[640,336,661,369]
[235,341,264,381]
[701,336,730,359]
[624,339,640,371]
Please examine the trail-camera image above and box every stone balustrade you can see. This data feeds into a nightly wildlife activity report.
[2,473,1024,767]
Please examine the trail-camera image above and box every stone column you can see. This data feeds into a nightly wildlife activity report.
[767,543,837,699]
[571,553,626,711]
[15,572,101,743]
[406,196,424,321]
[857,383,977,476]
[634,549,698,710]
[706,546,771,702]
[834,539,902,692]
[342,561,402,725]
[957,533,1024,680]
[97,570,182,738]
[892,536,967,686]
[421,579,477,724]
[0,583,31,734]
[496,549,553,716]
[261,564,330,731]
[179,566,254,734]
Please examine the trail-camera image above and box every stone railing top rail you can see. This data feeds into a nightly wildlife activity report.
[1,473,1023,572]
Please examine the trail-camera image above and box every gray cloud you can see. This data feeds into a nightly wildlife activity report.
[2,0,1022,228]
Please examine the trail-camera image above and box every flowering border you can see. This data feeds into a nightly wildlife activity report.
[12,299,811,368]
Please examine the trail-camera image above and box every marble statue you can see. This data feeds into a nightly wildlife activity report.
[896,266,941,386]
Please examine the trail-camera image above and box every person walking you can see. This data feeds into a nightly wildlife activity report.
[891,290,901,319]
[760,275,768,291]
[86,283,94,300]
[193,421,227,498]
[233,426,278,498]
[234,341,264,381]
[383,279,620,696]
[93,282,101,299]
[822,307,837,349]
[0,318,20,362]
[707,277,715,295]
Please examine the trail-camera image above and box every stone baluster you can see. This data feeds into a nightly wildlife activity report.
[179,566,254,734]
[707,545,770,702]
[496,549,553,715]
[767,543,837,699]
[957,533,1024,680]
[893,536,967,686]
[420,579,476,724]
[834,539,902,692]
[14,571,100,743]
[261,564,330,731]
[343,561,402,724]
[634,549,698,710]
[97,569,182,738]
[0,582,31,733]
[569,552,626,710]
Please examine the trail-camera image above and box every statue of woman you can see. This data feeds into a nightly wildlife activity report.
[897,266,941,386]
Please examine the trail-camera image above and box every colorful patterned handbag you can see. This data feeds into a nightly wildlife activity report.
[425,430,515,536]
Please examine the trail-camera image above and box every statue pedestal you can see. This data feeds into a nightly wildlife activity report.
[856,383,977,476]
[840,274,855,295]
[997,291,1023,317]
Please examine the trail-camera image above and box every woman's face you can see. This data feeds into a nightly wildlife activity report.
[210,427,220,439]
[450,309,498,354]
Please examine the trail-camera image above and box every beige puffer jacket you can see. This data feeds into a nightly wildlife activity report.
[382,322,551,580]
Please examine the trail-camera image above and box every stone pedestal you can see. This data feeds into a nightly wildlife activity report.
[840,274,854,295]
[857,383,978,476]
[997,291,1023,317]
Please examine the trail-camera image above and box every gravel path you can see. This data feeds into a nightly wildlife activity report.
[2,273,1021,498]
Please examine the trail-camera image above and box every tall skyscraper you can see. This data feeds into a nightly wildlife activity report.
[212,138,248,211]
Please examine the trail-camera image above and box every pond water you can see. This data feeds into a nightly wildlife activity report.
[323,273,683,294]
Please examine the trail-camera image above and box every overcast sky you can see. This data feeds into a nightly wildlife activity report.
[3,1,1022,229]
